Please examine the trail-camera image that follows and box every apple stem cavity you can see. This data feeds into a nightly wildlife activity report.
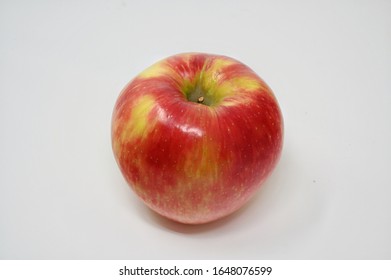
[185,81,214,106]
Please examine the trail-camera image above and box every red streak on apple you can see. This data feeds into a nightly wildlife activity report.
[112,53,283,224]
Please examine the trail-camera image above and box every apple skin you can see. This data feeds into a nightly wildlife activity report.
[112,53,283,224]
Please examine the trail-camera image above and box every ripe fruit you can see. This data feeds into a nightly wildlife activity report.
[112,53,283,224]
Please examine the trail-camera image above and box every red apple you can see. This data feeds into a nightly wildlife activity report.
[112,53,283,224]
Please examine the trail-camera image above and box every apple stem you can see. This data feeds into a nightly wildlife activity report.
[197,96,204,103]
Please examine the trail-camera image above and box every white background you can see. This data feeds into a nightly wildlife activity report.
[1,0,390,259]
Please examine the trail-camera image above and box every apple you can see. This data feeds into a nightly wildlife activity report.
[111,53,283,224]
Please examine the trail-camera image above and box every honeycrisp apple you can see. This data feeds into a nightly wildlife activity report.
[112,53,283,224]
